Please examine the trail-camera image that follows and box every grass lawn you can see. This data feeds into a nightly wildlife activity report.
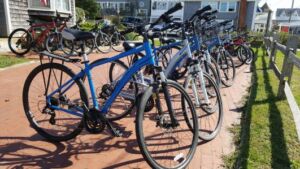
[224,47,300,169]
[0,55,29,68]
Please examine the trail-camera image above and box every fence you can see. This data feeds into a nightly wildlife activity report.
[263,34,300,141]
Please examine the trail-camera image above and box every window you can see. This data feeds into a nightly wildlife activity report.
[28,0,51,9]
[28,0,71,12]
[138,9,148,16]
[228,2,236,12]
[218,2,236,12]
[219,2,227,12]
[100,2,130,11]
[152,1,167,10]
[56,0,70,12]
[202,1,218,10]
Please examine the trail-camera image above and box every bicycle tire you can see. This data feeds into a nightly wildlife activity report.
[245,45,254,64]
[95,32,112,53]
[8,28,32,56]
[111,33,125,52]
[90,58,138,121]
[45,32,60,53]
[202,60,221,87]
[219,51,236,87]
[184,72,223,141]
[23,63,88,142]
[136,80,198,169]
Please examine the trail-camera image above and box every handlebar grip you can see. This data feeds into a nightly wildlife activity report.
[211,9,218,14]
[165,2,183,15]
[189,5,212,21]
[150,3,182,28]
[196,5,212,15]
[220,20,232,26]
[207,15,217,21]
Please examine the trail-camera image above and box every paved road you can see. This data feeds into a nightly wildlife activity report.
[0,52,251,169]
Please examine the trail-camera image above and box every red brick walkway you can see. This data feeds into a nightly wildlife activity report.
[0,53,251,169]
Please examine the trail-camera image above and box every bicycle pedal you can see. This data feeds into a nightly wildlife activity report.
[111,127,123,137]
[106,121,123,137]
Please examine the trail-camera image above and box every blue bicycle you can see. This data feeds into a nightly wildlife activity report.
[22,3,200,169]
[106,6,224,141]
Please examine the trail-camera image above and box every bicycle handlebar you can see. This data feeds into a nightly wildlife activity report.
[150,2,183,28]
[189,5,212,21]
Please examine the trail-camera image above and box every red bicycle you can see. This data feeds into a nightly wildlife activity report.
[8,14,67,56]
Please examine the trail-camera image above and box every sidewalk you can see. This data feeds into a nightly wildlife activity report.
[0,53,252,168]
[0,38,9,54]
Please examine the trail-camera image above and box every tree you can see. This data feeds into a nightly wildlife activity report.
[75,0,100,19]
[75,7,85,22]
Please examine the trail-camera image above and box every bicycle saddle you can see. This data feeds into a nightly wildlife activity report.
[161,37,176,44]
[62,28,95,41]
[123,41,143,51]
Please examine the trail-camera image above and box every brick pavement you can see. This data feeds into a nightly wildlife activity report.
[0,52,251,169]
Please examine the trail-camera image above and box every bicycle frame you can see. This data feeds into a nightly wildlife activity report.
[47,40,154,116]
[28,22,55,43]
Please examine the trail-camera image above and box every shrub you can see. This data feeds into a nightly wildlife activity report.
[278,32,289,45]
[76,7,85,22]
[124,32,139,40]
[79,21,95,31]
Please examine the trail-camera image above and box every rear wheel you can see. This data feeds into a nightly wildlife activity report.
[90,58,138,121]
[23,63,88,142]
[8,28,32,56]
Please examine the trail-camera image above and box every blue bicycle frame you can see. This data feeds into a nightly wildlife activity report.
[46,40,155,116]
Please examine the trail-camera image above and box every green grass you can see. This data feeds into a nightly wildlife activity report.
[0,55,28,68]
[224,47,300,169]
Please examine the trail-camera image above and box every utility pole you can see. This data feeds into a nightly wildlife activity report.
[288,0,295,34]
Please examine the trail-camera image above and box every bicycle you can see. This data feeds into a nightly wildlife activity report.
[8,13,64,56]
[45,14,74,56]
[200,20,236,87]
[107,5,223,141]
[22,3,199,168]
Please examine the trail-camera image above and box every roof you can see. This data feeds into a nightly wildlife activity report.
[276,8,300,17]
[261,2,271,12]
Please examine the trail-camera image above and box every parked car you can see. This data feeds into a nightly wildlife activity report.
[121,17,144,27]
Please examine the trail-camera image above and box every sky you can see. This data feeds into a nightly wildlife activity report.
[258,0,300,11]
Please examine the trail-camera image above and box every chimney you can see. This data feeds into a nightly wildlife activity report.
[238,0,247,30]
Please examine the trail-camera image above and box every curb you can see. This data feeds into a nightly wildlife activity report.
[0,60,37,72]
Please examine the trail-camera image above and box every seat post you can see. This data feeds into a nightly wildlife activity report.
[80,41,89,63]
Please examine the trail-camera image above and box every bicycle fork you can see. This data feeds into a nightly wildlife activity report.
[188,62,210,107]
[153,66,179,128]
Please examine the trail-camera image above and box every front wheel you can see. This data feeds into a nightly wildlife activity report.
[184,72,223,141]
[95,32,112,53]
[23,63,88,142]
[45,32,61,53]
[111,33,125,52]
[219,51,236,87]
[136,80,198,169]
